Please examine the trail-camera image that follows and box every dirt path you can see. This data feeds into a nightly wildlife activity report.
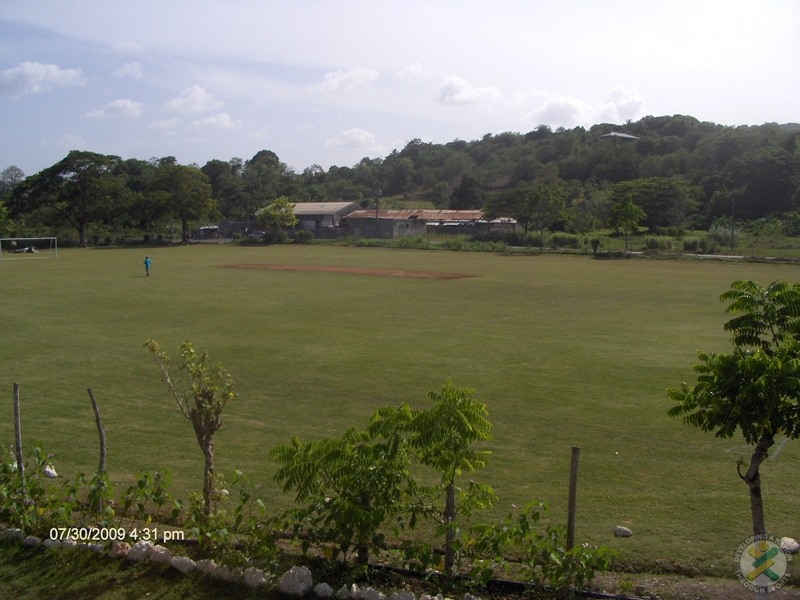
[219,263,476,280]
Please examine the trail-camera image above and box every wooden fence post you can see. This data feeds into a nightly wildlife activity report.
[13,382,24,481]
[567,445,580,550]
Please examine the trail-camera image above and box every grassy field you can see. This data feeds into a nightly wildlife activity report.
[1,243,798,577]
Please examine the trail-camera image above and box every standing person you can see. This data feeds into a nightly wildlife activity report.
[144,255,151,276]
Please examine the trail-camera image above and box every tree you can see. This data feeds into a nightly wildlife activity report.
[10,152,126,247]
[256,196,298,244]
[485,183,565,248]
[449,175,484,209]
[146,340,235,516]
[149,164,215,243]
[271,408,417,565]
[667,281,800,536]
[0,166,25,198]
[409,380,493,577]
[608,194,646,251]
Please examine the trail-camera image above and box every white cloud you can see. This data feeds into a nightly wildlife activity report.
[112,42,144,54]
[435,76,502,106]
[187,113,240,130]
[148,118,178,130]
[164,85,223,113]
[43,133,87,151]
[316,68,378,94]
[521,87,646,128]
[86,99,143,119]
[113,62,142,78]
[0,62,86,96]
[607,87,645,122]
[325,128,378,149]
[392,61,431,81]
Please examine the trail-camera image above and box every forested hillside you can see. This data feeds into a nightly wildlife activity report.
[2,115,799,242]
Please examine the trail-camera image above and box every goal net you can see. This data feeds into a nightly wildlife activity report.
[0,237,58,260]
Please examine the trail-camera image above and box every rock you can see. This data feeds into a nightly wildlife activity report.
[171,555,197,574]
[419,595,434,600]
[77,543,89,551]
[88,544,105,553]
[315,583,334,598]
[108,541,130,558]
[215,565,241,582]
[0,528,25,541]
[361,589,386,600]
[126,540,153,562]
[780,537,799,554]
[22,536,41,548]
[42,538,61,549]
[349,584,362,599]
[614,526,632,537]
[464,595,481,600]
[389,593,415,600]
[245,567,271,589]
[277,565,314,596]
[195,559,218,576]
[61,538,76,549]
[149,544,172,564]
[337,585,351,599]
[44,465,58,478]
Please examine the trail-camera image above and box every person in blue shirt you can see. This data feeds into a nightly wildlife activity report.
[144,255,151,276]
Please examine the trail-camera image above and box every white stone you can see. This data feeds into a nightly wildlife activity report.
[77,543,89,551]
[337,585,351,599]
[361,588,386,600]
[389,593,415,600]
[315,583,334,598]
[149,544,172,564]
[215,565,241,582]
[419,595,434,600]
[88,543,105,553]
[614,526,632,537]
[277,565,314,596]
[44,465,58,478]
[42,538,61,549]
[61,538,76,548]
[126,540,153,562]
[780,537,800,554]
[464,595,480,600]
[22,536,41,547]
[0,528,25,541]
[108,541,130,558]
[349,584,362,599]
[195,559,218,576]
[244,567,271,589]
[171,555,197,574]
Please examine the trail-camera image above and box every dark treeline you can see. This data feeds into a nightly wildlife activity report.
[2,114,799,244]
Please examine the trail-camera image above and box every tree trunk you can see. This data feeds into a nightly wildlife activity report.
[78,222,86,248]
[357,491,370,565]
[741,434,774,536]
[182,218,190,244]
[443,482,456,577]
[87,389,106,475]
[200,437,214,516]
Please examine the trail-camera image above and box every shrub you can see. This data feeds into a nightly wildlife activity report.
[708,224,740,245]
[683,237,699,252]
[549,233,581,249]
[294,230,315,244]
[645,236,673,250]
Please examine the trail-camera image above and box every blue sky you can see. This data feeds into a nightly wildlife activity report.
[1,0,798,177]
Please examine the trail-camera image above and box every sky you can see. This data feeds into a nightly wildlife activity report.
[1,0,798,177]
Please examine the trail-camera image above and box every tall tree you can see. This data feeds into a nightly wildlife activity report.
[149,164,215,243]
[256,196,298,244]
[668,281,800,536]
[10,152,126,247]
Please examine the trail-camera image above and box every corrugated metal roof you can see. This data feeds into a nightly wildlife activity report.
[291,202,361,215]
[345,209,485,220]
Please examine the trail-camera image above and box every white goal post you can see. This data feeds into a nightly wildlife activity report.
[0,237,58,260]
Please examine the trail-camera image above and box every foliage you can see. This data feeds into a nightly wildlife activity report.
[145,340,235,516]
[120,469,179,524]
[293,229,315,244]
[148,165,215,244]
[644,236,673,250]
[667,280,800,535]
[608,194,647,250]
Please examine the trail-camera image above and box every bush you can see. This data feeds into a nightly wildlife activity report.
[645,236,673,250]
[590,238,600,254]
[294,230,315,244]
[683,237,699,252]
[708,224,740,245]
[549,233,581,249]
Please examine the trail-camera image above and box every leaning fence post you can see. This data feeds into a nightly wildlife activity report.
[567,445,580,550]
[13,382,25,495]
[87,388,106,475]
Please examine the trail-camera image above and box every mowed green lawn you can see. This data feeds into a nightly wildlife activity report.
[1,244,798,574]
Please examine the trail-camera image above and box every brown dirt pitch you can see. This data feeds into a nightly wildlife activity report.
[219,264,477,280]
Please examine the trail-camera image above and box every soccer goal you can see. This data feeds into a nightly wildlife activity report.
[0,237,58,260]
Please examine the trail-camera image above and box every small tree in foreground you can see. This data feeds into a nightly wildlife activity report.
[257,196,298,244]
[667,281,800,536]
[146,340,235,516]
[608,194,646,251]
